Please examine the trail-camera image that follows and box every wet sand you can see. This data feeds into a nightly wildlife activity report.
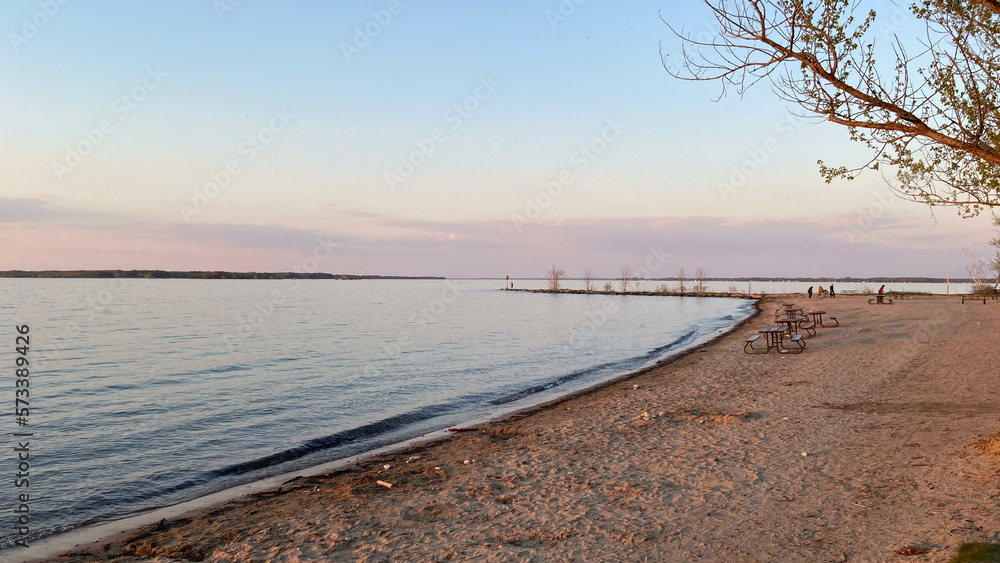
[32,295,1000,562]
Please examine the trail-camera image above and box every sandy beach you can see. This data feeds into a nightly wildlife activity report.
[38,295,1000,562]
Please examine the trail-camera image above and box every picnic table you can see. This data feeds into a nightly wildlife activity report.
[868,294,894,305]
[805,310,826,326]
[776,316,808,336]
[759,326,787,350]
[748,325,805,354]
[775,305,803,321]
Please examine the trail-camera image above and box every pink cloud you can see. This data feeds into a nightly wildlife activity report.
[0,215,989,279]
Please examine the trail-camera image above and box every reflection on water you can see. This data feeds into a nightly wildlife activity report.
[0,279,752,546]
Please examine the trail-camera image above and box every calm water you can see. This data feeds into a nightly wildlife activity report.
[0,279,753,546]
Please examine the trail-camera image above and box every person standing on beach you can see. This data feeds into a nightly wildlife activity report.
[807,286,813,298]
[829,284,835,298]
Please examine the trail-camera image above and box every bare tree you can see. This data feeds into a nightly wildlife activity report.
[619,266,631,293]
[665,1,1000,215]
[676,267,686,293]
[991,216,1000,289]
[963,249,991,295]
[546,265,566,291]
[583,268,595,292]
[694,267,708,294]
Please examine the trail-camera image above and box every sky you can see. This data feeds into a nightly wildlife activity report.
[0,0,996,278]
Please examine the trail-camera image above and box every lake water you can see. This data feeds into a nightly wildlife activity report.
[0,279,754,548]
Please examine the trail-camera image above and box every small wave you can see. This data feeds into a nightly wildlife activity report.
[212,401,467,477]
[638,328,699,362]
[489,359,624,405]
[204,364,252,374]
[491,329,700,405]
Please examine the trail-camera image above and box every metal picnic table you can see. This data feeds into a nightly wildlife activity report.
[757,325,805,354]
[776,316,808,336]
[758,326,785,351]
[805,310,826,326]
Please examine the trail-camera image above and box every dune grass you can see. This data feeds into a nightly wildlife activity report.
[949,542,1000,562]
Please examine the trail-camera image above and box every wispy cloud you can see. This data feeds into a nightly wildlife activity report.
[0,208,990,279]
[159,223,348,251]
[0,197,51,222]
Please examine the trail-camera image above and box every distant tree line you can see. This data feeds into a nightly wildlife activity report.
[0,270,444,280]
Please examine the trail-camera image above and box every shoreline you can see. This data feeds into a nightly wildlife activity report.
[14,295,1000,561]
[505,287,766,299]
[6,299,761,563]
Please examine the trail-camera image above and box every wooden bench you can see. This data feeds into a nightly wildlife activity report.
[961,295,988,304]
[868,295,893,305]
[827,316,839,327]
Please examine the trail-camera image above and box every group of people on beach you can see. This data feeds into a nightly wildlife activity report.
[807,284,836,299]
[807,283,890,298]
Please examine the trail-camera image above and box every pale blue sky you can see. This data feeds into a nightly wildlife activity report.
[0,0,995,277]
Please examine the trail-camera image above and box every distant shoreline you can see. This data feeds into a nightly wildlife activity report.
[0,271,974,283]
[506,287,764,299]
[0,270,444,280]
[483,276,976,283]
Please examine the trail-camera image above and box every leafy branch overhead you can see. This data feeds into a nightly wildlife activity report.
[664,0,1000,215]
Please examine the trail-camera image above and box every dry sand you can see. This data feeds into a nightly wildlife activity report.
[41,295,1000,562]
